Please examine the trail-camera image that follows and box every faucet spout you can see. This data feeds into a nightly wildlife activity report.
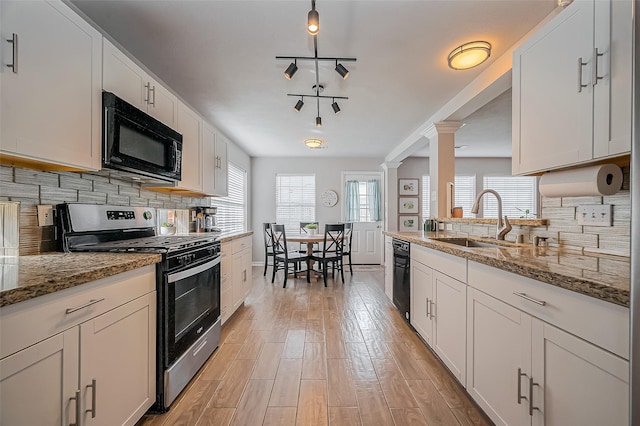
[471,189,511,240]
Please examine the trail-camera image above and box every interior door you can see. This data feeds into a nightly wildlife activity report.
[342,172,383,264]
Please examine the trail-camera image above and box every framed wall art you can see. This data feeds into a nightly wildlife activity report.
[399,197,419,214]
[399,215,419,232]
[398,178,419,196]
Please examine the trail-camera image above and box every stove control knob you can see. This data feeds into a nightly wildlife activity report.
[143,211,153,220]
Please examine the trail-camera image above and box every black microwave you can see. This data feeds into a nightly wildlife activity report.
[102,91,182,182]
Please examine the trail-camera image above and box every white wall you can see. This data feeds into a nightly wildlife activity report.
[251,156,383,262]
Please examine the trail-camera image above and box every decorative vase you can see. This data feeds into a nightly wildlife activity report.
[308,228,317,236]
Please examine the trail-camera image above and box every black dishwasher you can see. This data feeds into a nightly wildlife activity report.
[392,239,410,321]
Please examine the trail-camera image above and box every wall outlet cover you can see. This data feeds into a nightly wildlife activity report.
[576,204,612,227]
[37,205,54,226]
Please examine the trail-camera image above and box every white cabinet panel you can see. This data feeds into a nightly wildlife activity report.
[410,260,433,345]
[0,0,102,170]
[433,271,466,384]
[175,101,202,192]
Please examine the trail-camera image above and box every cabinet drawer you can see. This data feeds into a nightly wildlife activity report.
[0,266,155,359]
[411,245,467,283]
[468,261,629,359]
[232,236,251,254]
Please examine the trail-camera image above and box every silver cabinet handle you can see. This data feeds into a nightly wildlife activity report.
[69,390,80,426]
[149,85,156,106]
[513,292,546,306]
[86,379,97,418]
[529,377,541,416]
[429,300,435,319]
[65,298,105,314]
[517,368,528,404]
[425,297,430,317]
[6,33,17,73]
[577,57,588,92]
[144,82,150,104]
[592,47,604,85]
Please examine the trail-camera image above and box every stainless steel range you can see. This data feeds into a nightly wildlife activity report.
[56,203,221,412]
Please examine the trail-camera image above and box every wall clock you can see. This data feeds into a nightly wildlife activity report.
[321,189,339,207]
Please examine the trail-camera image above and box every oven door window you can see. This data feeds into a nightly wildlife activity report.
[166,258,220,364]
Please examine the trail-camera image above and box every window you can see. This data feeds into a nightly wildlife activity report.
[358,181,372,222]
[455,175,476,218]
[421,175,430,221]
[276,174,315,233]
[483,176,538,218]
[211,162,247,233]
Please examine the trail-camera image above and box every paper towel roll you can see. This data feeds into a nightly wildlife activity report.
[538,164,623,197]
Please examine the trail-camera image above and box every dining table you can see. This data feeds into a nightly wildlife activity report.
[286,232,346,281]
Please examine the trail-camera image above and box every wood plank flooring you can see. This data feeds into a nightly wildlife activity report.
[137,267,492,426]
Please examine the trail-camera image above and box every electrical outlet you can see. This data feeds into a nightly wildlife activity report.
[446,223,453,231]
[37,205,54,226]
[577,204,612,227]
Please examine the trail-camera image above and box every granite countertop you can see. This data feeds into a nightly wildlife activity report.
[385,231,630,307]
[0,253,162,308]
[218,231,253,243]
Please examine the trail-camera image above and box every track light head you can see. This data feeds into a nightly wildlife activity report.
[331,101,341,114]
[316,116,322,127]
[307,9,319,35]
[294,99,304,112]
[284,61,298,80]
[335,63,349,79]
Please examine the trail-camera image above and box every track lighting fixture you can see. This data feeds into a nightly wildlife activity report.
[284,61,298,80]
[335,62,349,79]
[331,100,341,114]
[307,1,319,35]
[276,0,356,127]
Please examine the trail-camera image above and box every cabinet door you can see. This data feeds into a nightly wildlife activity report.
[147,78,178,129]
[592,0,632,158]
[530,319,628,426]
[0,328,78,426]
[241,247,253,300]
[0,0,101,170]
[202,122,217,196]
[466,288,531,426]
[214,133,228,197]
[175,101,203,192]
[410,260,433,345]
[80,292,156,426]
[432,271,466,385]
[103,39,148,112]
[384,239,393,300]
[231,252,244,310]
[512,0,594,174]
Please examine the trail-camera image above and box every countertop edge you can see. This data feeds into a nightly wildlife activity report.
[219,231,253,243]
[384,231,629,307]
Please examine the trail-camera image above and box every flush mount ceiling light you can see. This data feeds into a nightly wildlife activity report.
[448,41,491,70]
[276,0,356,127]
[305,138,323,149]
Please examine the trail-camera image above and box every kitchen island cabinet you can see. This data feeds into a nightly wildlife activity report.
[0,265,156,426]
[512,0,632,175]
[0,0,102,171]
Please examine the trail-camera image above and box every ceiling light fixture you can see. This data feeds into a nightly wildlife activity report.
[307,0,319,35]
[448,41,491,70]
[305,138,323,149]
[335,62,349,79]
[276,0,356,127]
[284,60,298,79]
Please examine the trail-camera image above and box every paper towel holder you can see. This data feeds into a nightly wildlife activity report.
[538,163,623,197]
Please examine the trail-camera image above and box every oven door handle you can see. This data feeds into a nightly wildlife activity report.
[167,256,221,283]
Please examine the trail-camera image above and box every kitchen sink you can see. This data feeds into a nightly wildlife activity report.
[432,237,504,248]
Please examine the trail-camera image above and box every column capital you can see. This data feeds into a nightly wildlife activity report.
[434,121,464,134]
[421,124,438,140]
[381,161,402,170]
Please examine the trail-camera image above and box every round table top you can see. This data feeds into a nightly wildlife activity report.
[286,233,325,243]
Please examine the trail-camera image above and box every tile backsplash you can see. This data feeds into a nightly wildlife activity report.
[0,165,211,255]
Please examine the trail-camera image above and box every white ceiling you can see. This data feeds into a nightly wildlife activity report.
[71,0,556,159]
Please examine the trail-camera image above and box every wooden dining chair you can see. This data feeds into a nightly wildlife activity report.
[343,222,354,275]
[262,222,276,276]
[311,223,345,287]
[271,224,310,288]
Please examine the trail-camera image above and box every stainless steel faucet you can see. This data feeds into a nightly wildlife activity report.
[471,189,512,240]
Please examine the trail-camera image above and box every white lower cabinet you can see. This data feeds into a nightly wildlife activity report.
[410,245,466,385]
[384,236,393,300]
[0,266,156,426]
[467,286,629,426]
[221,236,252,325]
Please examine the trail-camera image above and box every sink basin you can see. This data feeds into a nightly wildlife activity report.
[433,237,503,248]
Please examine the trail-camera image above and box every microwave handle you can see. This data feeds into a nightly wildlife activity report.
[172,141,179,173]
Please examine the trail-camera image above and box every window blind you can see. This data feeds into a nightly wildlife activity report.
[421,175,430,221]
[455,175,476,218]
[276,174,316,233]
[211,162,246,233]
[483,176,538,218]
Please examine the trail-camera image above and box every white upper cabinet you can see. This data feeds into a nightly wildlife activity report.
[202,122,228,197]
[103,39,178,128]
[512,0,632,175]
[0,0,102,170]
[175,101,203,192]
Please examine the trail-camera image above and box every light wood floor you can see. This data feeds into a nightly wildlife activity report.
[137,266,492,426]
